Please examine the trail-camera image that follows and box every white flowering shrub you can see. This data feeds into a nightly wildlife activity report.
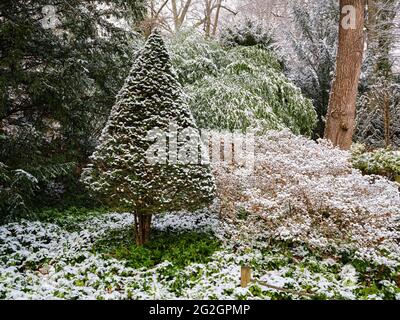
[214,131,400,256]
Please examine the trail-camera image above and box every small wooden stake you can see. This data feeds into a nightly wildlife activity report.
[241,265,251,288]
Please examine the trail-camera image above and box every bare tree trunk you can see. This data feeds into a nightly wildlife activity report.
[141,0,170,38]
[171,0,179,31]
[170,0,193,31]
[324,0,365,150]
[134,213,152,246]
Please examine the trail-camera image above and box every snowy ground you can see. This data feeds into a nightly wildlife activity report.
[1,209,399,300]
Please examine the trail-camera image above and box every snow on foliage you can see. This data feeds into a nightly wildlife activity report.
[80,32,215,214]
[215,130,400,259]
[356,79,400,148]
[168,31,317,136]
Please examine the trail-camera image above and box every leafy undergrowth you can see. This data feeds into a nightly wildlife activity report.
[94,229,221,269]
[32,207,109,231]
[1,132,400,300]
[1,208,400,300]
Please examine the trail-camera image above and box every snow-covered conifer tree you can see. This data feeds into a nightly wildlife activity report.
[81,32,215,245]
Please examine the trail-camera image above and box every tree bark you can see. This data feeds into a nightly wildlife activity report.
[324,0,365,150]
[134,213,152,246]
[178,0,193,29]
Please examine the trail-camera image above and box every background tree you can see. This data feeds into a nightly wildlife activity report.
[144,0,237,37]
[324,0,365,150]
[287,0,339,139]
[219,18,275,49]
[0,0,146,216]
[81,32,215,245]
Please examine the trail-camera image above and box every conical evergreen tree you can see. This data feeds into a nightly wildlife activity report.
[81,32,215,245]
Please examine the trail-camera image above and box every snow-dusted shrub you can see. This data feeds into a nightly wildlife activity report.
[352,144,400,181]
[214,130,400,255]
[0,163,39,218]
[81,32,215,244]
[0,162,75,220]
[168,31,317,136]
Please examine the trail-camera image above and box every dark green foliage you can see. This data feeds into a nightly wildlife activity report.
[29,206,107,230]
[352,145,400,181]
[94,228,221,269]
[220,19,275,50]
[288,0,339,139]
[0,161,76,219]
[0,0,146,164]
[169,31,317,136]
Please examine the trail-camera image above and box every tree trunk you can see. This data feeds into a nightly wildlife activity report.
[366,0,378,48]
[212,0,222,37]
[204,0,212,38]
[134,213,152,246]
[324,0,365,150]
[178,0,193,30]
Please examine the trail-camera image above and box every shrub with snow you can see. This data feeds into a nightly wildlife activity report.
[214,130,400,258]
